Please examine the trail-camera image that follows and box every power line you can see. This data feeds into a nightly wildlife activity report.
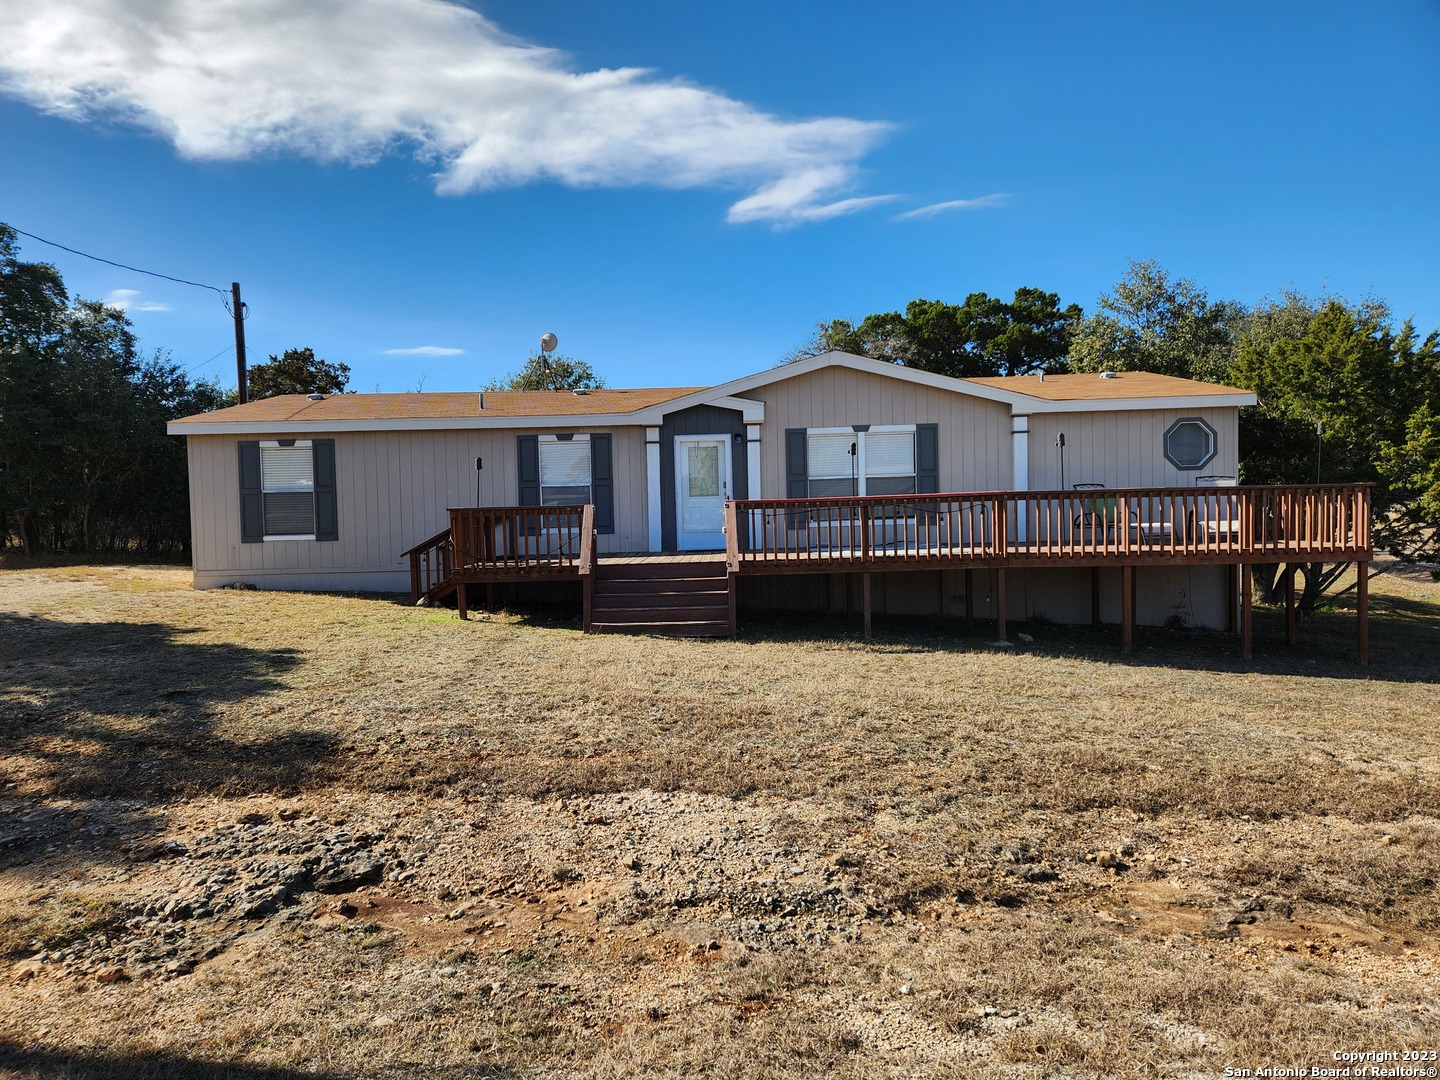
[2,223,227,296]
[186,344,236,375]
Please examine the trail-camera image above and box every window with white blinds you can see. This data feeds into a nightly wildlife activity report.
[807,428,915,497]
[261,443,316,537]
[862,430,917,495]
[806,433,857,497]
[539,436,592,506]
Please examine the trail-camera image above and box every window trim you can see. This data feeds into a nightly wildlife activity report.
[259,439,317,541]
[1163,417,1218,471]
[805,424,918,497]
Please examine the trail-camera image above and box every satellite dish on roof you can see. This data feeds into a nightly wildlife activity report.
[540,332,558,354]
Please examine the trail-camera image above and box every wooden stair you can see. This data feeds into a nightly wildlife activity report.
[588,559,734,637]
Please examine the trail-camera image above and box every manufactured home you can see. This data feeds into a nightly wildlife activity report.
[167,351,1373,659]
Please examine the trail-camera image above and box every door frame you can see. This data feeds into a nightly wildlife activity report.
[673,433,731,551]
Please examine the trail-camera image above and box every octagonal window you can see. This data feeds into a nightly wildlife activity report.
[1163,417,1216,470]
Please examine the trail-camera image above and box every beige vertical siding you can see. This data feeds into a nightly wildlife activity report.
[740,366,1014,495]
[186,425,649,590]
[1026,407,1240,490]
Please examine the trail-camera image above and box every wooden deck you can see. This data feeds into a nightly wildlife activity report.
[404,484,1373,660]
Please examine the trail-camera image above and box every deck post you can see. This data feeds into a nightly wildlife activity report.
[995,568,1007,641]
[862,572,873,642]
[1284,565,1297,646]
[1226,564,1237,634]
[964,569,975,629]
[1121,565,1134,651]
[456,580,468,621]
[727,572,738,639]
[1241,563,1253,660]
[1091,567,1101,627]
[582,575,593,632]
[1357,563,1369,666]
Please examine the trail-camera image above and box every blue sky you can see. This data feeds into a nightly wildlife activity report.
[1,0,1437,394]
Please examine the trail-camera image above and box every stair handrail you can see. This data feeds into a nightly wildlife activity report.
[402,526,455,603]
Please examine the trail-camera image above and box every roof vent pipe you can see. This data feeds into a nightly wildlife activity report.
[1038,371,1045,382]
[478,392,484,411]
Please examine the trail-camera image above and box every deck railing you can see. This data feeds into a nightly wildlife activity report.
[449,505,592,576]
[726,484,1371,570]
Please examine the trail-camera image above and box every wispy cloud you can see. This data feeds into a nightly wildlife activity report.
[103,288,170,312]
[892,194,1010,221]
[727,167,900,227]
[384,345,464,356]
[0,0,894,226]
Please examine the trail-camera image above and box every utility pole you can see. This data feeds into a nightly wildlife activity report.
[232,282,248,404]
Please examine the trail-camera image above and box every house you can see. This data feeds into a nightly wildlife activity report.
[167,351,1373,658]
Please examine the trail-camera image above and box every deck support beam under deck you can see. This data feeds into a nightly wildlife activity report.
[863,572,873,642]
[1285,566,1297,646]
[1357,564,1369,666]
[1121,566,1134,651]
[1241,564,1253,660]
[995,568,1007,642]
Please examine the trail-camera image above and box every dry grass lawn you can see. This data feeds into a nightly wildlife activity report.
[1,561,1438,1078]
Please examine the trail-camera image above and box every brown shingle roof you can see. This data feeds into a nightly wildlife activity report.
[963,371,1249,401]
[176,387,703,424]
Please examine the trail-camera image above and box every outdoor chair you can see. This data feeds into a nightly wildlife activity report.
[1072,483,1127,542]
[1195,474,1239,540]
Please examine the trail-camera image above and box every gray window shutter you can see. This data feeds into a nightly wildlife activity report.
[517,435,539,505]
[916,424,939,493]
[516,434,540,536]
[238,441,262,543]
[785,429,808,497]
[590,433,614,534]
[313,439,338,541]
[785,428,808,529]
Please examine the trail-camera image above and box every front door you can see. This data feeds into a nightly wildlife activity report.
[675,435,730,550]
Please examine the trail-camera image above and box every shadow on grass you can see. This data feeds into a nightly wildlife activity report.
[735,588,1440,684]
[0,1045,519,1080]
[0,613,339,805]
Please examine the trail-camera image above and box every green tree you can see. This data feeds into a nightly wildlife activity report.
[787,288,1082,377]
[0,227,226,555]
[0,224,69,552]
[57,299,143,552]
[1069,260,1247,384]
[1231,296,1440,602]
[782,318,876,363]
[247,347,351,399]
[487,352,605,392]
[1379,405,1440,571]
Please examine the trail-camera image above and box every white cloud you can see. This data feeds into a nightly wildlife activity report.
[0,0,894,225]
[892,194,1010,221]
[727,167,899,227]
[103,288,170,311]
[384,345,464,356]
